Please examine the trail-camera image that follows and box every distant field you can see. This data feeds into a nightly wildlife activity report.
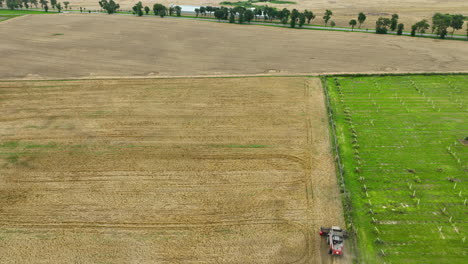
[1,14,468,80]
[64,0,468,33]
[0,77,348,263]
[326,75,468,263]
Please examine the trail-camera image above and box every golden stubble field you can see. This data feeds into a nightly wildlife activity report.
[1,14,468,80]
[0,77,349,263]
[68,0,468,32]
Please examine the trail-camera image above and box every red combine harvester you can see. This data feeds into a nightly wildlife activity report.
[319,226,348,256]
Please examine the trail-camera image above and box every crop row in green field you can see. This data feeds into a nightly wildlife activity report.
[326,75,467,264]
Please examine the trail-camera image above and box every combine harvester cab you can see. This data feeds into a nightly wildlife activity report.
[320,226,348,256]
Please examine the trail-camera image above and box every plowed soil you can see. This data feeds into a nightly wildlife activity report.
[1,14,468,80]
[0,77,349,263]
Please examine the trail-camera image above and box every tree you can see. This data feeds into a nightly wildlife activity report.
[358,12,366,28]
[21,0,29,9]
[330,20,336,28]
[263,6,277,22]
[397,23,404,35]
[195,8,199,17]
[55,3,63,13]
[168,6,174,16]
[432,13,452,39]
[238,11,244,24]
[56,2,62,12]
[232,6,245,19]
[144,6,149,14]
[304,10,315,24]
[229,12,235,23]
[199,6,206,16]
[206,6,212,16]
[44,3,47,11]
[153,3,166,17]
[6,0,20,9]
[390,14,399,31]
[414,19,430,35]
[277,7,289,22]
[39,0,46,8]
[63,1,69,9]
[290,16,296,28]
[450,14,465,37]
[0,0,3,8]
[277,7,289,23]
[175,5,181,16]
[99,0,119,14]
[50,0,55,8]
[290,8,299,28]
[375,17,391,34]
[411,24,417,36]
[349,19,357,31]
[214,9,224,21]
[214,7,228,20]
[132,1,143,16]
[31,0,38,8]
[244,9,253,24]
[323,9,332,26]
[298,12,305,28]
[254,7,262,21]
[291,8,299,19]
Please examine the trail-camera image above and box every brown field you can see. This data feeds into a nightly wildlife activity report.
[68,0,468,33]
[0,77,349,263]
[1,5,466,263]
[1,14,468,80]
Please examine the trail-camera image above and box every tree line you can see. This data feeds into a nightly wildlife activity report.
[167,3,468,39]
[2,0,70,12]
[6,0,465,40]
[375,13,466,39]
[197,5,328,28]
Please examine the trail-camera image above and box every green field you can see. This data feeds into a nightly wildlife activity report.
[326,75,467,263]
[0,9,56,15]
[0,9,56,21]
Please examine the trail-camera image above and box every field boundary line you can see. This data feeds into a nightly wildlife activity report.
[0,14,31,24]
[1,71,468,82]
[320,76,360,262]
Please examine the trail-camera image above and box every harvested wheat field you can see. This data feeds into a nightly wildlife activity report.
[0,77,349,263]
[1,14,468,80]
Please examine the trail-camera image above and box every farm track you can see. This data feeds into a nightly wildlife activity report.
[0,77,349,263]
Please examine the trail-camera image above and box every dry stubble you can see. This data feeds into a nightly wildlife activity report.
[0,77,348,263]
